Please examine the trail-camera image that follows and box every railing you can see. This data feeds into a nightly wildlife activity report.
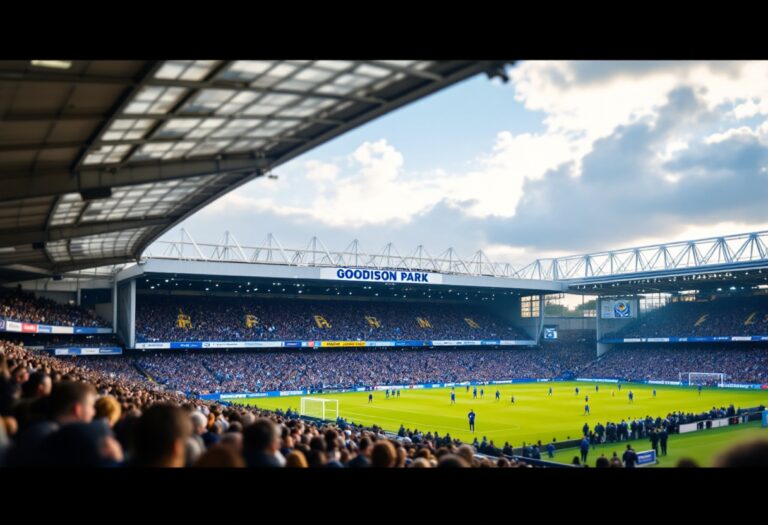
[141,229,768,282]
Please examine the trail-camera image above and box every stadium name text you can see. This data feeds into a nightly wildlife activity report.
[320,268,443,284]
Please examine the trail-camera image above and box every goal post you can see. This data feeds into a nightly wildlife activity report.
[680,372,725,387]
[299,397,339,420]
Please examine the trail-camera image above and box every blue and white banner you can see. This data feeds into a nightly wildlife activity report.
[279,390,305,397]
[636,450,657,466]
[320,267,443,285]
[135,339,537,350]
[720,383,764,390]
[52,347,122,356]
[603,335,768,343]
[433,340,481,346]
[0,318,111,335]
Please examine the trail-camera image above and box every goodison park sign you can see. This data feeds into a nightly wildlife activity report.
[321,267,443,284]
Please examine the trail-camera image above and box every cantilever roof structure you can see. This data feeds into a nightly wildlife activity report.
[0,60,510,281]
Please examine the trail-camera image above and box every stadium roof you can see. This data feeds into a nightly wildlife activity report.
[0,60,510,282]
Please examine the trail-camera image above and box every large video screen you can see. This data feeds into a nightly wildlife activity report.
[600,299,636,319]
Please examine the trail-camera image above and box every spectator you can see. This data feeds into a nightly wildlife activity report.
[194,444,246,468]
[94,395,122,428]
[371,440,397,468]
[132,404,192,468]
[243,419,284,468]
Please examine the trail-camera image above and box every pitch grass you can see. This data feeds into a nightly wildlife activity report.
[229,381,768,465]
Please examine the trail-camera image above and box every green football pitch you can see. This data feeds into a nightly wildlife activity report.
[229,381,768,466]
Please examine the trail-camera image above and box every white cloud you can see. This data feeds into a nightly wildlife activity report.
[511,61,768,142]
[620,220,768,250]
[448,131,579,217]
[305,160,339,183]
[732,98,768,119]
[705,126,759,144]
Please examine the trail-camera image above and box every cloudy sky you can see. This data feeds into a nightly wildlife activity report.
[152,61,768,268]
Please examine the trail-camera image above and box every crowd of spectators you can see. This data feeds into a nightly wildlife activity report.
[128,344,596,394]
[2,337,767,468]
[0,339,542,468]
[609,295,768,338]
[0,289,109,328]
[135,296,531,342]
[579,404,752,445]
[580,345,768,384]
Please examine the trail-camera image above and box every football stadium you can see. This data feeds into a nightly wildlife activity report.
[1,60,767,469]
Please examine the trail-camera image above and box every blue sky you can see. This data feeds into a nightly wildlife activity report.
[155,61,768,268]
[294,75,548,174]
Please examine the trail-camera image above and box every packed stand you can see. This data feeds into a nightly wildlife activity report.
[2,339,766,468]
[580,345,768,384]
[135,296,531,342]
[0,339,539,468]
[131,345,596,395]
[609,295,768,338]
[0,288,109,328]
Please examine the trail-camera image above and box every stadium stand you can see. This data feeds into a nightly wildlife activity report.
[131,345,596,394]
[581,345,768,384]
[0,289,109,328]
[610,295,768,338]
[135,296,532,342]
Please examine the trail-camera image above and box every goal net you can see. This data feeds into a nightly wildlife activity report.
[681,372,725,387]
[299,397,339,420]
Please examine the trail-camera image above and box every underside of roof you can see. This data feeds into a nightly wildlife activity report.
[0,60,511,281]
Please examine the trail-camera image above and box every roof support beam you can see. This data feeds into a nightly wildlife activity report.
[0,218,173,247]
[0,156,269,203]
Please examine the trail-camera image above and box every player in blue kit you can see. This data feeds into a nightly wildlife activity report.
[451,391,456,405]
[468,409,476,432]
